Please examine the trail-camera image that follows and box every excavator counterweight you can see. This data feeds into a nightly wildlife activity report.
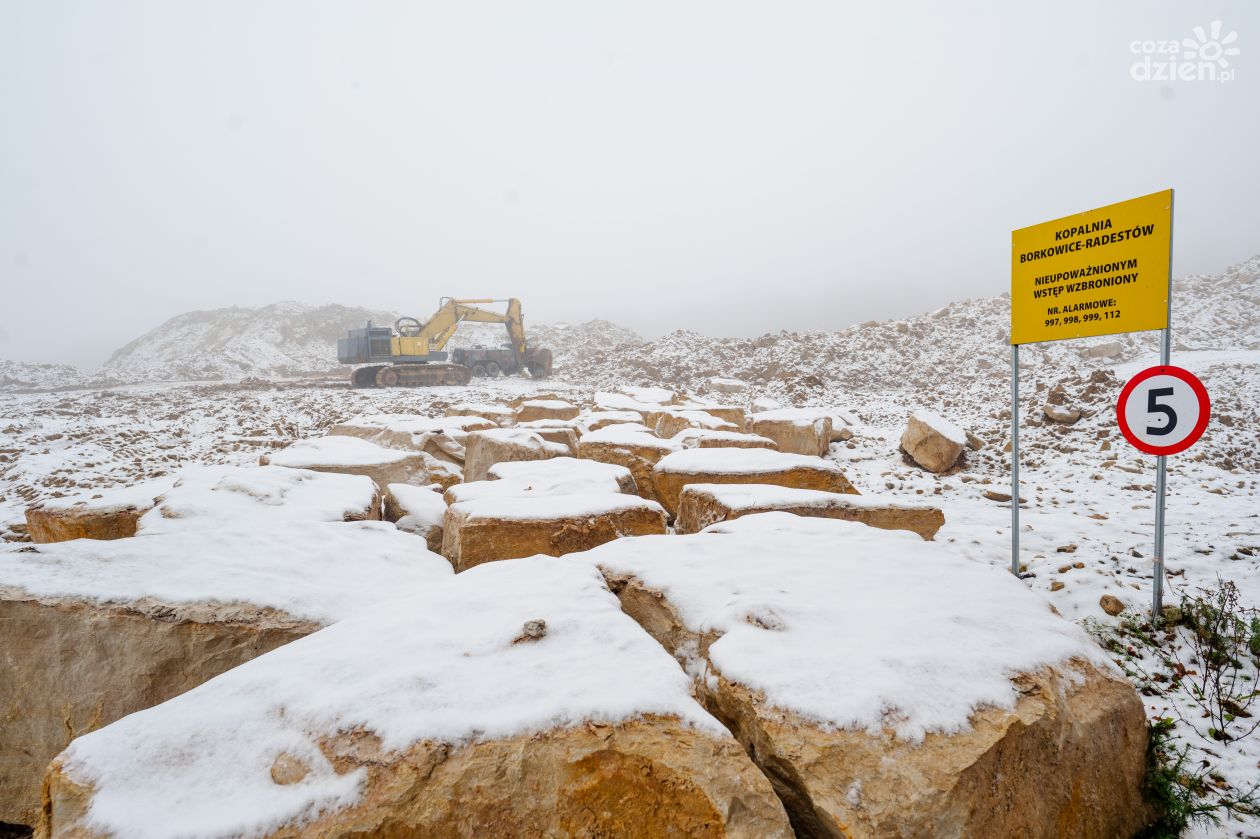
[337,297,553,388]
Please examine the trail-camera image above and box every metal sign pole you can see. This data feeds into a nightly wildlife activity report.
[1011,343,1020,576]
[1152,326,1170,621]
[1152,190,1175,622]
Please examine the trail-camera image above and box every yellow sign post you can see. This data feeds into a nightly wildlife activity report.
[1011,189,1173,345]
[1009,190,1175,622]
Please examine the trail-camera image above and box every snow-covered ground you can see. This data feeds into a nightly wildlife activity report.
[2,255,1257,835]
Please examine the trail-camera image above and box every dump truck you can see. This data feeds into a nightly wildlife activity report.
[337,297,553,388]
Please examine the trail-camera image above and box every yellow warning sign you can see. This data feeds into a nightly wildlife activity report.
[1011,189,1172,345]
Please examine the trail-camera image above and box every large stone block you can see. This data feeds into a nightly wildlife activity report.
[442,494,666,571]
[673,429,778,450]
[652,448,857,516]
[446,458,636,506]
[141,465,382,531]
[462,428,569,483]
[674,403,747,429]
[330,414,496,464]
[583,514,1152,839]
[593,391,663,419]
[577,424,679,505]
[24,483,160,544]
[750,409,834,456]
[445,402,514,426]
[515,419,581,455]
[514,399,580,423]
[578,410,644,432]
[42,559,791,839]
[262,435,460,491]
[483,457,637,497]
[0,514,451,830]
[652,409,738,439]
[675,483,945,539]
[901,410,967,473]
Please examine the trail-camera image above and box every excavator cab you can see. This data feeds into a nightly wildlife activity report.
[336,324,393,365]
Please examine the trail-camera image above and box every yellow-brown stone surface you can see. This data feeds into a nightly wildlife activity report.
[749,413,833,457]
[2,592,313,829]
[442,495,666,571]
[577,427,678,505]
[675,484,944,539]
[514,400,581,424]
[42,717,794,839]
[604,573,1152,839]
[462,429,568,483]
[652,449,857,516]
[25,504,147,544]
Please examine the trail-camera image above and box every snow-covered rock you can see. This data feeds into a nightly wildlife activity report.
[675,483,945,539]
[442,494,666,571]
[593,391,662,417]
[262,435,459,491]
[462,428,569,483]
[383,483,447,552]
[140,466,381,532]
[576,424,680,505]
[444,402,514,426]
[1081,340,1124,359]
[329,413,496,464]
[24,481,166,543]
[1043,403,1082,425]
[514,398,580,423]
[446,462,636,507]
[673,428,778,450]
[0,511,451,827]
[585,514,1149,839]
[900,410,967,473]
[42,558,792,839]
[749,408,835,456]
[689,403,748,428]
[485,456,637,497]
[652,408,738,439]
[652,448,858,516]
[577,409,643,432]
[513,418,581,454]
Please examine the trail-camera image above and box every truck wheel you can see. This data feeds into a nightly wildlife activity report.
[485,361,501,377]
[471,364,487,378]
[527,363,546,379]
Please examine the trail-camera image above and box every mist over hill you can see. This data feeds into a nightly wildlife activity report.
[3,255,1256,392]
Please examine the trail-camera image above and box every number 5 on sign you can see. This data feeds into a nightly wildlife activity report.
[1117,366,1211,456]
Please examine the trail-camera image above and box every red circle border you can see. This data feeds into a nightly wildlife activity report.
[1115,365,1211,456]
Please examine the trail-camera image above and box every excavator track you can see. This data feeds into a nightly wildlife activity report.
[351,363,472,388]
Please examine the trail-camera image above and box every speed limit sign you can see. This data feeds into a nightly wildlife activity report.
[1116,365,1211,455]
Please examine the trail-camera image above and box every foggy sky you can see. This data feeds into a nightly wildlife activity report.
[2,0,1257,368]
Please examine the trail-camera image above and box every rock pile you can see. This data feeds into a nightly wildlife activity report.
[18,383,1151,837]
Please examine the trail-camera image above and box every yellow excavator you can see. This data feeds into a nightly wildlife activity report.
[337,297,553,388]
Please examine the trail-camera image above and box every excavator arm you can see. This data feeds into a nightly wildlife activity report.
[418,298,527,369]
